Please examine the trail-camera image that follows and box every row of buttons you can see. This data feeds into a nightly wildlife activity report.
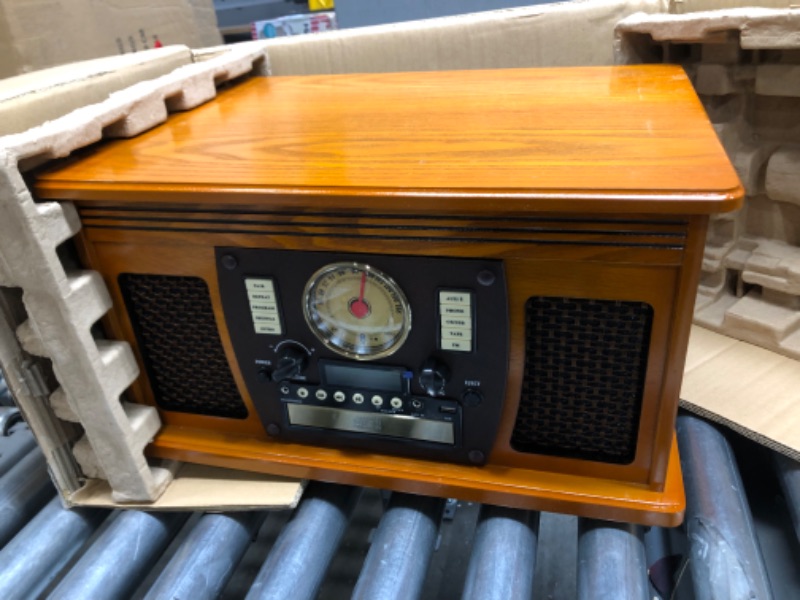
[438,290,473,352]
[246,278,284,335]
[280,385,462,416]
[281,385,408,410]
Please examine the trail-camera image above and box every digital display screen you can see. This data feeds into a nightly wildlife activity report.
[287,404,455,445]
[321,361,404,392]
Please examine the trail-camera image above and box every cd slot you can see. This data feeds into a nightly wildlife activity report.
[286,404,455,445]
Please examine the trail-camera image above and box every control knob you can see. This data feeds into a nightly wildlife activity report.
[419,358,450,397]
[271,344,309,382]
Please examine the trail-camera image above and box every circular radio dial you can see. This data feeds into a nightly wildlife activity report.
[303,262,411,361]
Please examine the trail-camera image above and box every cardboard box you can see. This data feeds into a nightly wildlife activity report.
[0,0,222,79]
[260,0,665,75]
[1,0,798,510]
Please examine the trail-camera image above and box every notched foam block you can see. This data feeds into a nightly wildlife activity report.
[616,9,800,50]
[694,64,738,95]
[49,387,79,423]
[0,43,271,504]
[756,65,800,98]
[701,41,742,64]
[34,202,82,248]
[96,340,141,401]
[16,319,47,357]
[123,401,164,452]
[742,240,800,296]
[766,147,800,207]
[103,93,170,139]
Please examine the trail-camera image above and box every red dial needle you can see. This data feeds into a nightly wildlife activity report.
[350,271,369,319]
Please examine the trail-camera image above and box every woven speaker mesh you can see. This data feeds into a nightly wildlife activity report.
[511,297,652,464]
[119,274,247,419]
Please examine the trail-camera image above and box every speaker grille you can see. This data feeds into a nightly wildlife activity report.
[119,274,247,419]
[511,297,652,464]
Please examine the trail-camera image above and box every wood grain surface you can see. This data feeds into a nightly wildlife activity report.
[36,66,743,214]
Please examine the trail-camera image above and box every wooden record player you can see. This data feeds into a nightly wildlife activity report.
[35,66,743,525]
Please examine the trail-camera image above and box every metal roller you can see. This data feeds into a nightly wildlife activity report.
[0,497,108,600]
[0,407,23,436]
[48,510,190,600]
[462,506,539,600]
[677,413,774,600]
[245,483,360,600]
[0,427,37,478]
[142,511,264,600]
[577,519,649,600]
[0,376,12,407]
[0,445,55,547]
[351,492,444,600]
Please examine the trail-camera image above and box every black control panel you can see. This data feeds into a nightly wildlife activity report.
[216,248,509,465]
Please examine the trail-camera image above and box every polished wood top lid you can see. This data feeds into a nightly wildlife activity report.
[36,66,743,214]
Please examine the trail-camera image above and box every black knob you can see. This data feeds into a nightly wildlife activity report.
[272,344,309,382]
[419,358,450,397]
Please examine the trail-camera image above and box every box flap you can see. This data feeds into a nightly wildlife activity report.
[67,463,305,511]
[682,325,800,460]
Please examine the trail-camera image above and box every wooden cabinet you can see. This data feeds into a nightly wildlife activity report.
[36,66,743,525]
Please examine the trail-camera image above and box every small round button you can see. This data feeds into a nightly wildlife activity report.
[315,389,328,401]
[352,393,365,404]
[333,391,346,403]
[390,397,403,409]
[297,387,309,399]
[462,389,483,407]
[371,395,384,407]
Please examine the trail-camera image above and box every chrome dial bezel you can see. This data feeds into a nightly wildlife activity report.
[302,262,412,361]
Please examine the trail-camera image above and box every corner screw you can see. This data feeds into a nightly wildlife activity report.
[221,254,238,270]
[477,270,495,286]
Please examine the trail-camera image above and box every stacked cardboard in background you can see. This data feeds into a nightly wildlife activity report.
[616,5,800,458]
[0,0,222,79]
[618,8,800,361]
